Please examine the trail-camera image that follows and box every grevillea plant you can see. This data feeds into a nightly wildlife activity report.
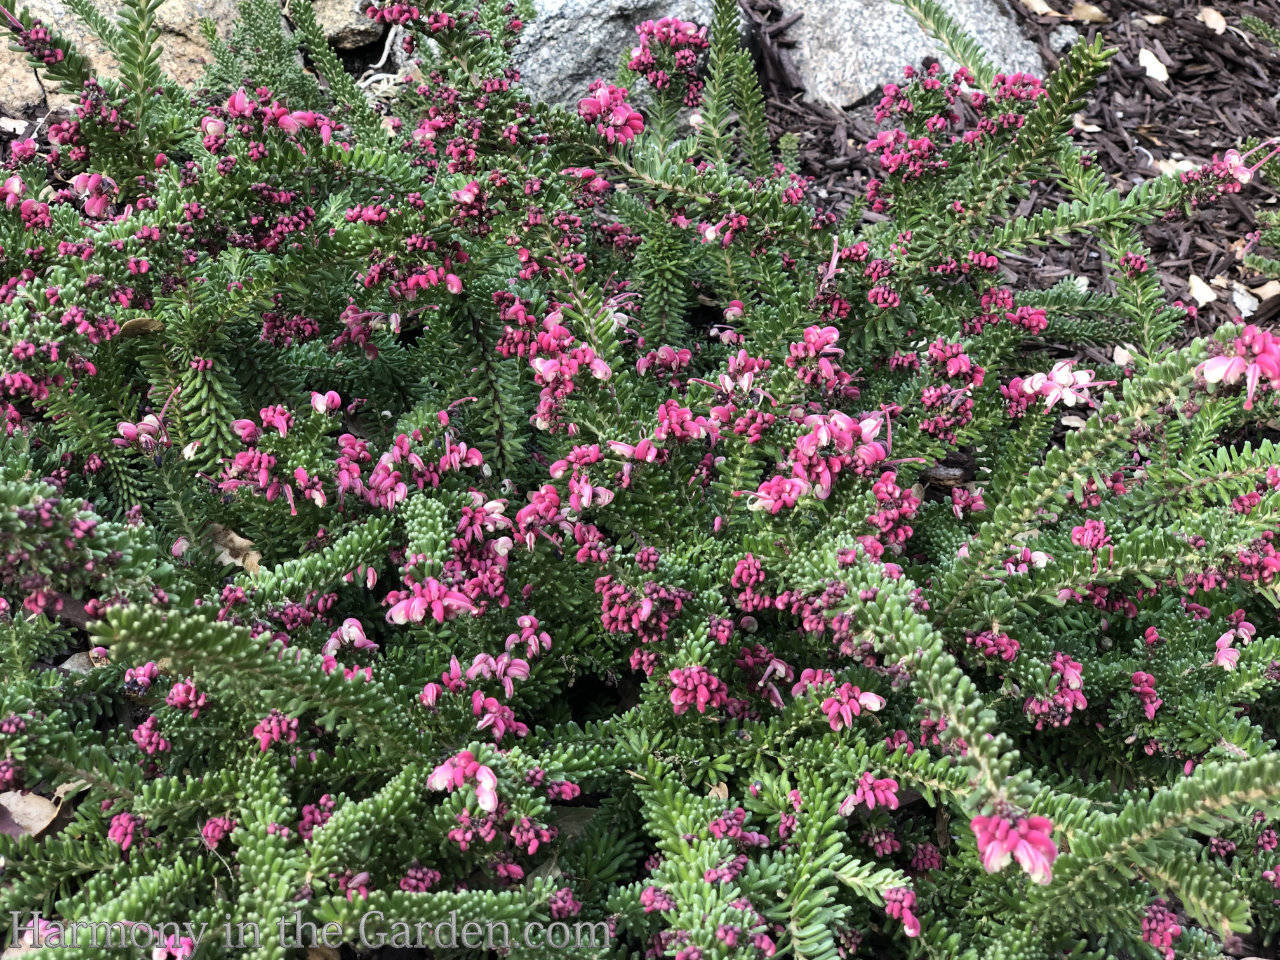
[2,0,1280,955]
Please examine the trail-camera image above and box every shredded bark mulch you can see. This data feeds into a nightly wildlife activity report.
[742,0,1280,336]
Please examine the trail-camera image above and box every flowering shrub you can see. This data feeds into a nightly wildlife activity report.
[1,0,1280,956]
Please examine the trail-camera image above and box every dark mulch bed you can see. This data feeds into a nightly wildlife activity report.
[743,0,1280,335]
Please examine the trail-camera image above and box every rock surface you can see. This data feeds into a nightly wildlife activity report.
[0,0,385,116]
[312,0,383,49]
[0,0,245,114]
[514,0,714,107]
[785,0,1044,109]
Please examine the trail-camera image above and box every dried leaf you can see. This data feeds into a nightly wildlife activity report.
[1249,280,1280,301]
[1154,158,1196,176]
[1233,286,1261,318]
[1070,2,1107,22]
[208,523,262,575]
[1061,415,1089,430]
[0,792,59,839]
[117,317,164,337]
[1113,345,1135,366]
[1187,275,1217,306]
[1138,49,1169,83]
[54,779,89,802]
[1196,6,1226,34]
[1209,274,1231,289]
[1072,113,1101,133]
[708,782,729,800]
[1017,0,1061,14]
[1140,14,1169,24]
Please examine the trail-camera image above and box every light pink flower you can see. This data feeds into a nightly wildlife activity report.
[1213,634,1240,670]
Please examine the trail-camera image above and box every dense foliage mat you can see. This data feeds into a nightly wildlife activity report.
[1,0,1280,957]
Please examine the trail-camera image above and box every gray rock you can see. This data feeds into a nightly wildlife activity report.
[785,0,1045,109]
[1048,23,1080,53]
[515,0,714,106]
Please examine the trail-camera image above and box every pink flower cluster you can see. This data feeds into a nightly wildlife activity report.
[1024,652,1086,730]
[1007,361,1112,413]
[627,17,708,107]
[1197,324,1280,410]
[1141,899,1182,960]
[883,888,920,937]
[970,813,1057,884]
[577,81,644,146]
[669,664,729,714]
[1130,672,1162,720]
[966,629,1019,662]
[820,682,886,732]
[252,709,299,751]
[838,772,899,814]
[427,750,499,813]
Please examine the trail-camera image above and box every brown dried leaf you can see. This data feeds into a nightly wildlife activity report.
[1072,113,1101,133]
[1070,2,1107,22]
[1140,14,1169,24]
[1196,7,1226,34]
[1249,280,1280,301]
[117,317,164,337]
[0,792,59,839]
[708,782,729,800]
[54,779,89,802]
[1017,0,1061,14]
[208,523,262,575]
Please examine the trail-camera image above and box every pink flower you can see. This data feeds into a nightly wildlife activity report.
[669,665,729,715]
[820,682,884,732]
[201,816,237,850]
[427,750,500,812]
[1213,634,1240,670]
[1021,361,1111,411]
[226,87,254,117]
[0,175,25,210]
[385,577,476,624]
[310,390,342,414]
[970,814,1057,885]
[1197,325,1280,410]
[200,116,226,139]
[152,934,195,960]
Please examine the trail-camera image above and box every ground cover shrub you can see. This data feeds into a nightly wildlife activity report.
[1,0,1280,956]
